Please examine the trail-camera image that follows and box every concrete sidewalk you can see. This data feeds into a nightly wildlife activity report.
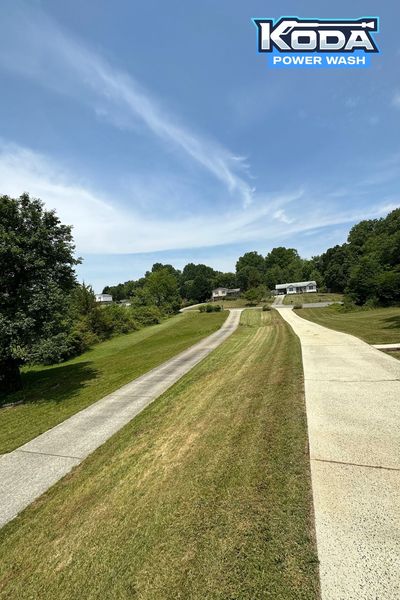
[276,307,400,600]
[0,309,242,529]
[373,343,400,351]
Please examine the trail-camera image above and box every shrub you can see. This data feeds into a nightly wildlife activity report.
[262,304,272,311]
[294,303,302,309]
[338,297,358,313]
[88,305,139,340]
[363,298,379,309]
[29,333,79,365]
[199,304,222,313]
[131,305,163,326]
[244,286,266,305]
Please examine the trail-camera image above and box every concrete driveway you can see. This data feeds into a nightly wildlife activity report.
[0,309,243,529]
[276,307,400,600]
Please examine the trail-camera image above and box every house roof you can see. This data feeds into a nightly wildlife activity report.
[275,281,316,290]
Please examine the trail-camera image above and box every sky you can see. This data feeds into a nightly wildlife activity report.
[0,0,399,291]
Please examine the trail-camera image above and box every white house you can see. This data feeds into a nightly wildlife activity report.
[95,293,113,304]
[275,281,317,295]
[212,287,241,301]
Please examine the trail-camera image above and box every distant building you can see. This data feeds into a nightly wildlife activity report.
[95,293,113,304]
[212,287,241,301]
[275,281,317,295]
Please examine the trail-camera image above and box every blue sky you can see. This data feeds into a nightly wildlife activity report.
[0,0,399,291]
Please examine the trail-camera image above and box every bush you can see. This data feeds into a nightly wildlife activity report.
[29,332,80,365]
[88,305,139,340]
[130,305,163,326]
[262,304,272,311]
[199,304,222,313]
[363,298,379,309]
[244,286,266,305]
[337,297,358,312]
[294,303,302,309]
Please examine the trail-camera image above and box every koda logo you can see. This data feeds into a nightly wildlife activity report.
[253,17,380,69]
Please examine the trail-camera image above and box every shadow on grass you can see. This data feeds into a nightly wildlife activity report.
[0,362,98,407]
[383,315,400,331]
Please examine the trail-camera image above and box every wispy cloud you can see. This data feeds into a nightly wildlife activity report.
[0,142,288,253]
[273,209,294,224]
[0,2,254,207]
[0,2,397,263]
[0,142,392,255]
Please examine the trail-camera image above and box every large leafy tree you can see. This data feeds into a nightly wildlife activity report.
[236,266,263,291]
[180,263,216,302]
[236,251,265,274]
[0,194,80,394]
[264,246,306,288]
[142,268,181,313]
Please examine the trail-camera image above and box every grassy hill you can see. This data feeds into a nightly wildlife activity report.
[0,310,319,600]
[0,311,226,454]
[295,305,400,344]
[283,293,343,305]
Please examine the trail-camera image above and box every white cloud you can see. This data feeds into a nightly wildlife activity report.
[0,4,397,260]
[0,142,290,253]
[0,143,394,256]
[273,209,294,224]
[0,2,254,207]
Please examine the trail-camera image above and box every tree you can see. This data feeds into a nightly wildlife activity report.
[236,251,265,274]
[265,247,301,270]
[346,256,379,304]
[185,276,213,303]
[181,263,216,282]
[376,270,400,305]
[180,263,216,301]
[0,194,80,394]
[317,244,354,292]
[212,272,237,289]
[71,282,96,316]
[142,268,181,313]
[236,266,263,291]
[150,263,181,281]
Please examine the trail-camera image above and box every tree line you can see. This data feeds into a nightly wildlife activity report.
[1,193,399,395]
[104,208,400,308]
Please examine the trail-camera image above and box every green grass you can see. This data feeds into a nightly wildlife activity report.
[185,298,272,309]
[0,311,227,454]
[295,305,400,344]
[385,351,400,360]
[0,310,319,600]
[283,293,343,305]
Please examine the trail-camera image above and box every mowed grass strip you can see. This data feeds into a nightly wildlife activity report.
[0,311,227,454]
[283,293,343,305]
[296,305,400,344]
[185,298,270,310]
[0,310,319,600]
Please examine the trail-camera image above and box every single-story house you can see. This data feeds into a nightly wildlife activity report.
[95,293,113,304]
[212,287,241,300]
[275,281,317,295]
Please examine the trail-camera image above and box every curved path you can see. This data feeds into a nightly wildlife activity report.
[276,307,400,600]
[0,309,243,528]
